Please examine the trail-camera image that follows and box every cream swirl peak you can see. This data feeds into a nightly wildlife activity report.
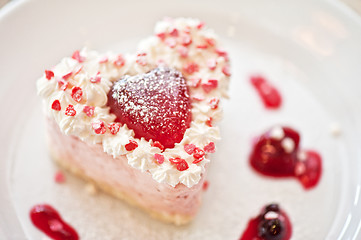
[37,18,230,188]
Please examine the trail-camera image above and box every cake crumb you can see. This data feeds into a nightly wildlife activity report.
[329,122,341,137]
[85,183,97,195]
[54,171,66,183]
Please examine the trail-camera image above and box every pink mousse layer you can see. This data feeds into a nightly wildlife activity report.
[46,118,205,223]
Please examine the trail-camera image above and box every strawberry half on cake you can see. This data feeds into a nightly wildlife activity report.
[37,18,230,225]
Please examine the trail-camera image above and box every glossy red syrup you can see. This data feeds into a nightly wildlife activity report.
[107,67,192,148]
[250,75,282,109]
[30,204,79,240]
[240,204,292,240]
[250,126,322,189]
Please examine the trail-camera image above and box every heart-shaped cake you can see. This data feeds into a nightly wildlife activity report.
[37,17,230,225]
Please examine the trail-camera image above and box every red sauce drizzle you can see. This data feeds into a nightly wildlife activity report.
[250,75,282,109]
[30,204,79,240]
[249,126,322,189]
[240,204,292,240]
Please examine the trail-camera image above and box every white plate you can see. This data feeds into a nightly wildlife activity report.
[1,0,361,239]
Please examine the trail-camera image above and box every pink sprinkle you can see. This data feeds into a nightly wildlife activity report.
[177,46,189,58]
[45,70,54,80]
[83,106,95,117]
[183,62,199,74]
[113,55,125,67]
[222,65,231,76]
[125,140,138,151]
[204,142,216,153]
[169,158,189,171]
[209,97,219,109]
[90,72,101,83]
[205,38,215,46]
[51,100,61,111]
[92,120,106,134]
[62,72,73,80]
[154,154,165,164]
[58,79,69,91]
[74,65,83,75]
[136,53,147,66]
[207,58,217,70]
[169,28,179,37]
[99,56,108,63]
[192,94,205,101]
[54,171,65,183]
[72,50,85,63]
[184,144,196,155]
[202,79,218,93]
[181,34,192,46]
[189,77,201,88]
[165,38,177,48]
[108,122,121,135]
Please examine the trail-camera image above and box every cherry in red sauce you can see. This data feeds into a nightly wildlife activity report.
[240,203,292,240]
[250,126,322,189]
[250,75,282,109]
[30,204,79,240]
[107,67,192,148]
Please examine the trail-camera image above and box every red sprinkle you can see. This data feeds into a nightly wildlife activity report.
[209,97,220,109]
[204,142,216,153]
[71,87,83,103]
[206,117,213,127]
[136,53,147,66]
[74,65,83,75]
[183,62,199,74]
[92,120,106,134]
[250,75,282,109]
[71,50,85,63]
[222,65,231,76]
[197,22,205,29]
[156,32,166,40]
[193,147,205,159]
[65,105,76,116]
[169,157,189,171]
[192,94,205,101]
[152,141,165,151]
[196,44,208,49]
[108,122,121,135]
[202,180,209,191]
[125,140,138,151]
[45,70,54,80]
[207,58,217,70]
[192,157,204,164]
[113,55,125,67]
[54,171,65,183]
[83,106,95,117]
[154,154,165,164]
[51,100,61,111]
[215,48,229,61]
[169,28,179,37]
[62,72,73,80]
[181,34,192,46]
[184,144,196,155]
[202,79,218,93]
